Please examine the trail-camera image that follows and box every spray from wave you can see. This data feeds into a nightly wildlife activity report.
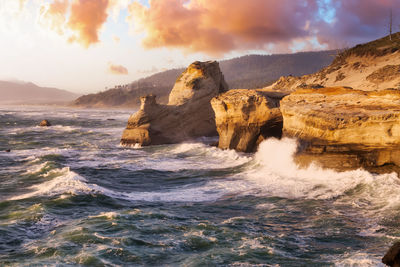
[239,138,400,214]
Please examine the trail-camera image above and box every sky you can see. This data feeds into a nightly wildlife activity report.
[0,0,399,94]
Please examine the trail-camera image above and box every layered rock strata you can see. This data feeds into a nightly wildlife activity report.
[211,89,287,152]
[280,87,400,172]
[121,61,228,146]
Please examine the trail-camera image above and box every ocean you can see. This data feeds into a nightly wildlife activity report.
[0,105,399,266]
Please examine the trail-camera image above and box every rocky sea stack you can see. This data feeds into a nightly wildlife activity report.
[211,89,287,152]
[121,61,228,146]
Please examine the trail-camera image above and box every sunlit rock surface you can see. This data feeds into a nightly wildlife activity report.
[121,61,228,146]
[281,87,400,172]
[211,89,287,152]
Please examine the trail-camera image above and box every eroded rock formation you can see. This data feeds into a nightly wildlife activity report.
[280,87,400,172]
[211,89,287,152]
[121,61,228,146]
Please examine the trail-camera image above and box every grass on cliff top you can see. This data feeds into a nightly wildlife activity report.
[333,33,400,64]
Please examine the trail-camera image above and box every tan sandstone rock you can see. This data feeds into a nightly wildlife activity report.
[120,61,228,146]
[211,89,287,152]
[280,87,400,172]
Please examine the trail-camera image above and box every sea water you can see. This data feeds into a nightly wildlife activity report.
[0,105,399,266]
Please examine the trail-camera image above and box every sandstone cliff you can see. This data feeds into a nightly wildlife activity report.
[267,34,400,93]
[211,90,287,152]
[280,87,400,172]
[120,61,228,146]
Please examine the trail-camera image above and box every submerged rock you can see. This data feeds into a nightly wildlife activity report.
[121,61,228,146]
[211,89,287,152]
[280,87,400,173]
[39,120,51,127]
[383,242,400,267]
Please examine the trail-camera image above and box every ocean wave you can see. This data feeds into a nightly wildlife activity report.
[9,166,227,202]
[9,167,95,200]
[234,138,400,219]
[11,147,75,159]
[333,252,382,266]
[146,142,251,171]
[23,161,51,175]
[6,125,81,135]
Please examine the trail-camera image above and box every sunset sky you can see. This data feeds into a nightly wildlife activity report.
[0,0,398,93]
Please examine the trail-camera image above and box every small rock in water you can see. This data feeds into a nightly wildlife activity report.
[39,120,51,127]
[382,242,400,266]
[5,149,10,152]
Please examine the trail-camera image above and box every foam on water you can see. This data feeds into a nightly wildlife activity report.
[7,125,80,135]
[333,252,384,267]
[9,166,227,202]
[239,138,400,204]
[144,142,251,171]
[9,167,94,200]
[23,161,51,175]
[12,147,74,158]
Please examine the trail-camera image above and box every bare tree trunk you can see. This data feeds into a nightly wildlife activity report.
[390,8,393,41]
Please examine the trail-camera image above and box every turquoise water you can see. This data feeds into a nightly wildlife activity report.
[0,106,399,266]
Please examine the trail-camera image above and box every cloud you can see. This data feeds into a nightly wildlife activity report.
[67,0,109,47]
[108,63,129,75]
[127,0,318,55]
[127,0,400,55]
[316,0,400,48]
[39,0,128,48]
[40,0,69,35]
[24,0,400,54]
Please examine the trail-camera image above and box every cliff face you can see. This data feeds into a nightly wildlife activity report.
[120,61,228,146]
[211,90,287,152]
[280,87,400,172]
[267,35,400,93]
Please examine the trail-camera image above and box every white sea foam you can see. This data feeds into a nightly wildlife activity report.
[7,125,80,135]
[333,252,384,267]
[237,138,400,205]
[24,161,50,175]
[143,142,251,171]
[13,147,74,158]
[10,167,95,200]
[9,166,227,202]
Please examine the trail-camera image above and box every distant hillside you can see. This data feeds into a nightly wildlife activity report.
[269,33,400,92]
[73,50,336,108]
[0,81,79,105]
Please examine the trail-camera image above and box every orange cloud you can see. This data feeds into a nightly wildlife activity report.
[108,63,128,75]
[40,0,116,48]
[67,0,109,48]
[40,0,69,34]
[128,0,318,55]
